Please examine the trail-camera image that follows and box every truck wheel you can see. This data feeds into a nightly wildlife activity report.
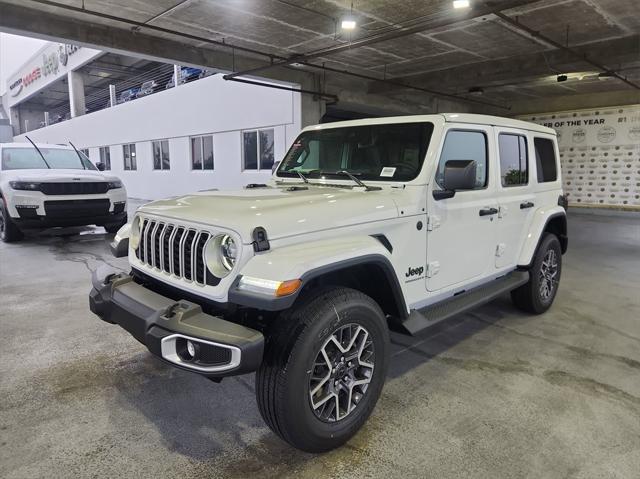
[511,233,562,314]
[256,287,389,452]
[0,200,24,243]
[104,216,128,234]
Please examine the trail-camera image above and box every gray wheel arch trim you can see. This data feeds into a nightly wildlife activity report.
[228,254,408,318]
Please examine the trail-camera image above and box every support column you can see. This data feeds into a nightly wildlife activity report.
[68,70,86,118]
[44,111,50,126]
[173,64,181,87]
[109,84,117,107]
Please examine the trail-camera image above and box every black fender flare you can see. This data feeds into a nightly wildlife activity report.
[229,254,408,318]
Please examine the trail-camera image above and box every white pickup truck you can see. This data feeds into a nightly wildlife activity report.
[90,114,567,452]
[0,142,127,242]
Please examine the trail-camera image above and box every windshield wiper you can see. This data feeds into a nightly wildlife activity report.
[334,170,381,191]
[296,170,309,183]
[68,141,87,169]
[24,135,51,169]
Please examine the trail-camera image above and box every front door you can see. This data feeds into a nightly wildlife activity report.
[426,125,499,292]
[494,128,536,269]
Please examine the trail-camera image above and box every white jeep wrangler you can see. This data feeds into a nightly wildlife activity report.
[90,114,567,452]
[0,141,127,242]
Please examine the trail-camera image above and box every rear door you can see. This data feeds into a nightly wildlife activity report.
[426,125,499,292]
[494,128,536,269]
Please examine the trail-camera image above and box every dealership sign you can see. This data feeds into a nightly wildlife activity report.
[6,42,101,106]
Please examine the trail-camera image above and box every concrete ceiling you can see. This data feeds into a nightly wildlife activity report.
[0,0,639,116]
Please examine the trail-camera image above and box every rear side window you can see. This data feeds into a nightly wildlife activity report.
[534,138,557,183]
[498,134,528,186]
[436,130,488,189]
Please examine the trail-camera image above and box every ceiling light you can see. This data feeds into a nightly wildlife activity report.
[341,19,356,30]
[468,86,484,95]
[556,74,568,82]
[598,71,614,79]
[453,0,470,8]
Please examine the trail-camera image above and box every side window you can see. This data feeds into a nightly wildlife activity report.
[152,140,170,170]
[498,133,528,186]
[436,130,487,189]
[123,144,137,171]
[534,138,557,183]
[191,136,214,170]
[99,147,111,170]
[243,128,275,171]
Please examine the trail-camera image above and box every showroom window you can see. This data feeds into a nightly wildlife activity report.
[152,140,170,170]
[99,146,111,170]
[534,138,558,183]
[123,143,137,170]
[498,134,528,186]
[191,135,214,170]
[80,148,89,159]
[436,130,488,189]
[243,128,275,171]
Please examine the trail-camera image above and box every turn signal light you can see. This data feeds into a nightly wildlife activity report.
[275,279,302,297]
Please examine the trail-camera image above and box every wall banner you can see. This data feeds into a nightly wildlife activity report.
[519,105,640,209]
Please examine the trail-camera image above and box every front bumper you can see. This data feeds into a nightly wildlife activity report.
[89,266,264,377]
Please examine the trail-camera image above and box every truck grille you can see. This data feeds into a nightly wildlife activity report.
[44,199,110,218]
[40,182,109,195]
[136,219,219,286]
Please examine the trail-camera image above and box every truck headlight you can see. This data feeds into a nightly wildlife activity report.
[9,181,41,191]
[205,234,238,278]
[107,180,123,190]
[130,216,142,250]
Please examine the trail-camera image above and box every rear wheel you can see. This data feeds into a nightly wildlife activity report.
[511,233,562,314]
[0,200,24,243]
[256,287,389,452]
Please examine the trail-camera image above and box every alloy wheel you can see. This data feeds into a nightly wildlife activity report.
[308,323,375,422]
[539,249,558,301]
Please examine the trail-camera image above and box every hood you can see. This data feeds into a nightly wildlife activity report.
[138,185,400,242]
[2,169,119,183]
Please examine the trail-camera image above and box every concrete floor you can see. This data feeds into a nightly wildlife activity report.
[1,209,639,478]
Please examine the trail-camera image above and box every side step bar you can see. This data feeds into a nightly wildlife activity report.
[400,270,530,336]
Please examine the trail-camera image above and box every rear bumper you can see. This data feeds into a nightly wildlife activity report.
[89,266,264,377]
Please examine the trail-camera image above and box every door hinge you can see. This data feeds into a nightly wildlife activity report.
[426,261,440,278]
[427,215,440,231]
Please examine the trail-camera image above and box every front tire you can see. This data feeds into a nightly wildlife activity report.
[256,287,389,452]
[0,200,24,243]
[104,216,128,234]
[511,233,562,314]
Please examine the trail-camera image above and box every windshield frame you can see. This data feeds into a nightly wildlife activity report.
[275,121,434,184]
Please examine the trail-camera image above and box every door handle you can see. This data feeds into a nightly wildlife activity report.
[479,207,499,217]
[520,201,535,209]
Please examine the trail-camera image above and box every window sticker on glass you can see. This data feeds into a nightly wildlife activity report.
[380,166,396,177]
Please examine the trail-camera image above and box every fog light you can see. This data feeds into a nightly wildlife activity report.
[187,340,196,358]
[177,337,200,362]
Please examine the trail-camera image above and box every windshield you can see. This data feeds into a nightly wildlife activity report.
[277,122,433,182]
[1,147,97,171]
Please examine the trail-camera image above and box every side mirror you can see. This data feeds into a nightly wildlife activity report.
[96,162,106,171]
[433,160,477,200]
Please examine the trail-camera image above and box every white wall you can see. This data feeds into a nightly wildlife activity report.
[16,74,302,199]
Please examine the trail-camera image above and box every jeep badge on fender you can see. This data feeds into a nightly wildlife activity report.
[90,113,567,453]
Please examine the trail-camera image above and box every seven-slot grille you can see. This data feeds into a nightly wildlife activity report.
[136,219,219,286]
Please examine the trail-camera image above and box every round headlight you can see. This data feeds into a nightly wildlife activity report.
[205,234,238,278]
[130,216,142,250]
